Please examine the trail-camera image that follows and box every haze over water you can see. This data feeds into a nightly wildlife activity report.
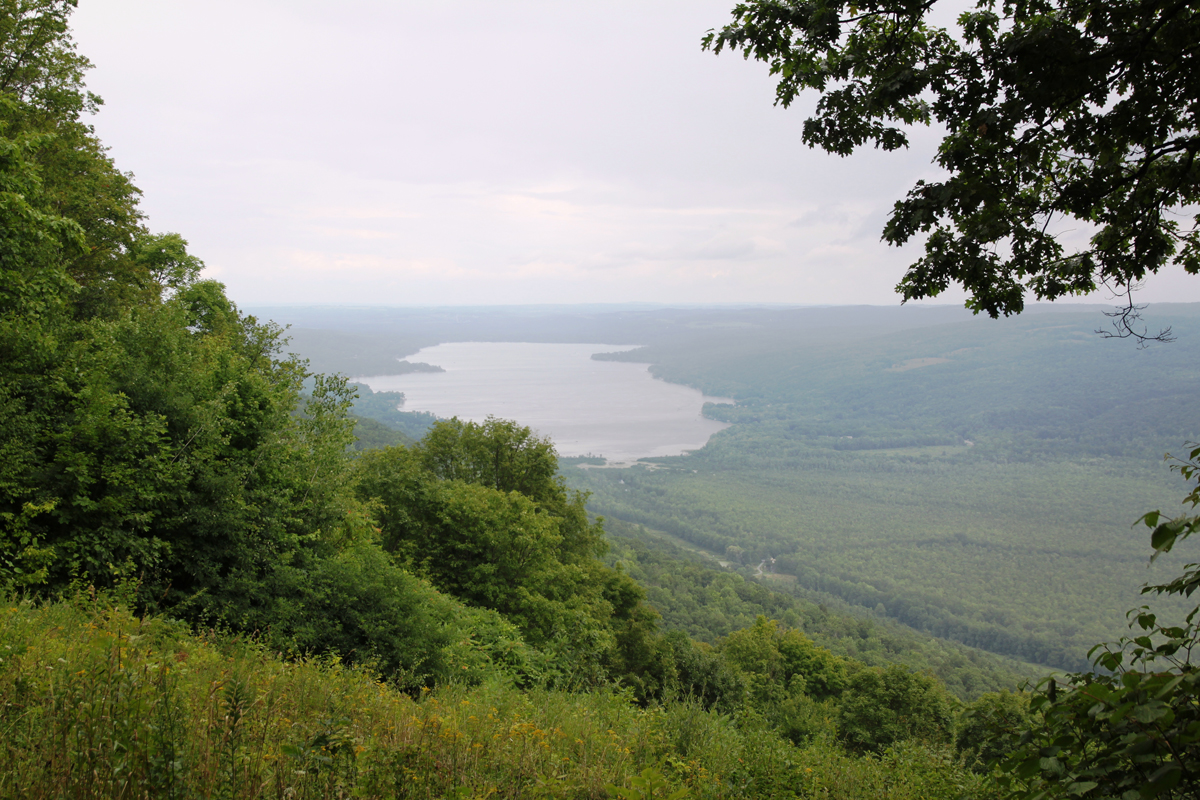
[357,342,733,462]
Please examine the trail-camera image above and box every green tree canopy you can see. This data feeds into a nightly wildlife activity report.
[416,416,607,562]
[355,426,674,695]
[704,0,1199,324]
[0,0,375,632]
[837,664,956,753]
[418,416,562,504]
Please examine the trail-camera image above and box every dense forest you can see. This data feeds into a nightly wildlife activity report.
[570,308,1200,671]
[3,1,1200,799]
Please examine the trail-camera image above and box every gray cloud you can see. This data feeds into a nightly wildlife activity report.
[70,1,1200,306]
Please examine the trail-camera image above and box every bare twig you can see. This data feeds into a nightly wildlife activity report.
[1096,281,1175,347]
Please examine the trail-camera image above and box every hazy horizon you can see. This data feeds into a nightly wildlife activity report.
[247,298,1186,311]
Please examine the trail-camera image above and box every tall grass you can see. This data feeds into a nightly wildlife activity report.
[0,595,992,799]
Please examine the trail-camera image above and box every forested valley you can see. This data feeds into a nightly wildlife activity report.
[4,1,1200,799]
[268,301,1200,674]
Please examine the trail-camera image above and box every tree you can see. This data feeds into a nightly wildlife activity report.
[355,428,677,693]
[416,416,607,562]
[1,1,557,693]
[955,690,1031,772]
[354,444,615,650]
[0,0,149,318]
[418,416,562,503]
[719,616,849,742]
[704,0,1199,332]
[0,0,372,623]
[837,664,956,753]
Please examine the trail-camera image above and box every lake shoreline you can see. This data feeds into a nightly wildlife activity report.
[354,341,732,462]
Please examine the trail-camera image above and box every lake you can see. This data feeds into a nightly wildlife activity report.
[355,342,733,462]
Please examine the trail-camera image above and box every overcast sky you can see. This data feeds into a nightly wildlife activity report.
[71,1,1200,308]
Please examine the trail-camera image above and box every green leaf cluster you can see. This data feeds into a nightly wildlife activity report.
[0,0,514,688]
[705,0,1200,316]
[353,419,671,694]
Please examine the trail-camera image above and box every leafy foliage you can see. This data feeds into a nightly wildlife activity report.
[0,0,438,679]
[956,690,1031,773]
[607,767,691,800]
[720,616,849,743]
[418,416,563,504]
[837,664,955,753]
[353,424,671,695]
[704,0,1200,318]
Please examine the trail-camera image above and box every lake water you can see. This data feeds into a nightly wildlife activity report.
[355,342,733,462]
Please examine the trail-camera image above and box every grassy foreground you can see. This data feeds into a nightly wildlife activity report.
[0,595,991,800]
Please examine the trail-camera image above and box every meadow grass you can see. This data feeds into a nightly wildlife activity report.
[0,595,991,799]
